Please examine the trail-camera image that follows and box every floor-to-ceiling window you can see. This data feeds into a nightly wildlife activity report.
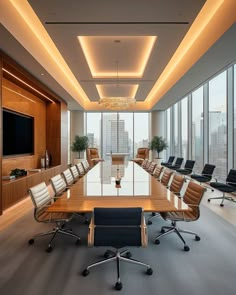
[133,113,149,156]
[174,103,179,156]
[166,108,171,158]
[234,65,236,168]
[181,97,188,160]
[86,113,102,150]
[209,71,227,179]
[192,86,204,172]
[85,112,149,161]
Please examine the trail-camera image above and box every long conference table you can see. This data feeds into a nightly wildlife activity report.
[47,161,190,214]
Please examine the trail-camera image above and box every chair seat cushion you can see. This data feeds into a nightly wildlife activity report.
[176,169,192,175]
[191,174,211,182]
[161,210,197,221]
[210,182,236,193]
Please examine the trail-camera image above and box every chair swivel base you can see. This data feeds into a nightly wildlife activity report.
[82,249,153,290]
[28,226,80,252]
[147,212,160,225]
[208,193,236,207]
[154,224,201,252]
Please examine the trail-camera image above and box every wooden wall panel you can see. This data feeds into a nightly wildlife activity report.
[60,101,68,167]
[2,78,46,175]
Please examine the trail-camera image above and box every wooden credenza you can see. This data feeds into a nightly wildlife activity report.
[2,165,62,210]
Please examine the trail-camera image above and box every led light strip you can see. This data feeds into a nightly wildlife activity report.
[3,68,54,103]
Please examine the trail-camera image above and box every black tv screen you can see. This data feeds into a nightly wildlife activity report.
[3,109,34,156]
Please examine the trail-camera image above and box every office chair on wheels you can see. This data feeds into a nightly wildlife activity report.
[28,182,80,252]
[208,169,236,206]
[154,181,205,251]
[190,164,216,191]
[148,174,184,225]
[82,207,153,290]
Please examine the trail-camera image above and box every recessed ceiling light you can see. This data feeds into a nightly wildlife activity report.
[40,73,45,76]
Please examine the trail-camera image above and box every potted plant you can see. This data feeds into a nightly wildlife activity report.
[71,135,89,159]
[149,136,168,161]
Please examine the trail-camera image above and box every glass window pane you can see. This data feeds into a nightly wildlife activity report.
[86,112,101,150]
[209,71,227,179]
[102,112,118,160]
[166,108,171,158]
[119,113,133,160]
[134,113,149,156]
[174,103,179,156]
[234,65,236,168]
[181,97,188,160]
[192,86,204,172]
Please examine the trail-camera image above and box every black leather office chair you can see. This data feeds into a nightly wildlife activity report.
[82,207,153,290]
[28,182,80,252]
[176,160,195,175]
[165,157,184,169]
[161,156,175,167]
[155,181,205,251]
[190,164,216,191]
[208,169,236,206]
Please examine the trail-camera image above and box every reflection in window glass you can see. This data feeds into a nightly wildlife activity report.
[134,113,149,156]
[192,86,204,172]
[234,65,236,168]
[181,97,188,160]
[209,71,227,179]
[174,103,179,156]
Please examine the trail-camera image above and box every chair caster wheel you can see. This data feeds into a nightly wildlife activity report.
[184,245,190,252]
[146,268,153,275]
[28,239,34,245]
[208,199,211,202]
[195,235,200,241]
[220,203,224,207]
[46,246,53,253]
[82,269,89,276]
[115,282,122,290]
[151,212,156,216]
[155,239,160,245]
[125,251,132,259]
[147,220,152,225]
[160,229,165,234]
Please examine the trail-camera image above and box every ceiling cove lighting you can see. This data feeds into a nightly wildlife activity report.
[3,68,55,103]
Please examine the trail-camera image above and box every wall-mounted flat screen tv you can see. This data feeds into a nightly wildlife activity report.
[3,108,34,156]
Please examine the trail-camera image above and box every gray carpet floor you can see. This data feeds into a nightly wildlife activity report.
[0,205,236,295]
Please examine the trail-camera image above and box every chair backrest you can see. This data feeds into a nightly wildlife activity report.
[82,160,90,172]
[136,148,149,160]
[89,207,146,248]
[160,169,173,186]
[141,159,149,168]
[76,162,85,175]
[201,164,216,177]
[50,174,67,195]
[86,148,100,166]
[147,161,156,173]
[152,165,164,178]
[70,165,80,180]
[173,157,184,167]
[167,156,175,164]
[28,182,51,218]
[184,160,195,170]
[183,181,205,220]
[169,174,185,194]
[62,168,74,186]
[226,169,236,184]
